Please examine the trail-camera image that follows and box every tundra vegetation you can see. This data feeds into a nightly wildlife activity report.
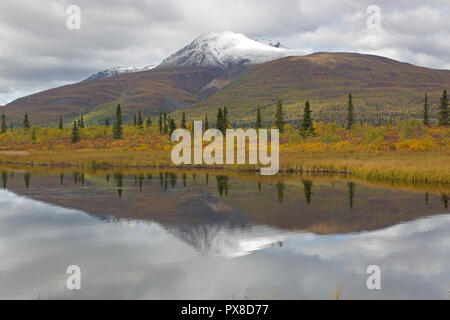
[0,91,449,183]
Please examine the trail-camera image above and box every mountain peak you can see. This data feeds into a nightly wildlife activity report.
[84,66,138,81]
[158,31,294,70]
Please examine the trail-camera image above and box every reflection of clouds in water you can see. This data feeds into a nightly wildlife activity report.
[0,190,449,299]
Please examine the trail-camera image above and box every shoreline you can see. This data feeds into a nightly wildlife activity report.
[0,149,449,184]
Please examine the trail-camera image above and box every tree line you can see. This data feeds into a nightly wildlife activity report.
[0,90,448,142]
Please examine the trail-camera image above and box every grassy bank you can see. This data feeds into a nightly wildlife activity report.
[0,120,448,183]
[0,149,449,184]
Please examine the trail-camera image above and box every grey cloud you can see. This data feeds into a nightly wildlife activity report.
[0,0,448,105]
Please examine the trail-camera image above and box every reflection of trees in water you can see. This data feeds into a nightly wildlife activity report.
[1,171,8,189]
[258,181,261,193]
[425,192,429,205]
[60,173,64,185]
[302,180,313,205]
[182,174,187,187]
[348,182,355,209]
[73,172,84,185]
[168,173,177,188]
[205,173,209,186]
[136,174,144,191]
[276,182,284,204]
[24,172,31,189]
[216,175,229,197]
[442,194,449,209]
[114,173,123,197]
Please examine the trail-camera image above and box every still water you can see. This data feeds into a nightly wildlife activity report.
[0,168,449,299]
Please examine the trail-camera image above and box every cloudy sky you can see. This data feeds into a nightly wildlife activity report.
[0,0,449,105]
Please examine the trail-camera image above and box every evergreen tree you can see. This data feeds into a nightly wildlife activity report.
[158,113,163,134]
[137,110,144,128]
[274,99,285,133]
[105,119,110,126]
[163,112,168,134]
[169,118,176,135]
[223,106,229,130]
[255,106,262,129]
[113,104,123,139]
[163,119,168,134]
[133,112,137,126]
[216,108,224,133]
[23,113,30,129]
[181,112,187,129]
[438,90,448,126]
[300,100,315,137]
[79,114,85,128]
[146,117,152,127]
[1,114,7,134]
[204,114,209,131]
[58,115,63,130]
[10,122,13,132]
[71,121,80,143]
[346,93,354,130]
[423,93,430,126]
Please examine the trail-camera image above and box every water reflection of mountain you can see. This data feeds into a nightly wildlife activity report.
[1,171,448,255]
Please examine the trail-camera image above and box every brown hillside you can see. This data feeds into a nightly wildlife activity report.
[181,52,450,122]
[2,66,226,125]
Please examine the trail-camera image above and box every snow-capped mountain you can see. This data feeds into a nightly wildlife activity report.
[158,31,300,70]
[84,65,157,81]
[84,66,138,81]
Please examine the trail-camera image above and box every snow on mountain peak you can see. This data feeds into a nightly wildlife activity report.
[84,65,157,81]
[84,66,138,81]
[159,31,296,70]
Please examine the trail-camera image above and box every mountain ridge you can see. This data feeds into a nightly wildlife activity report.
[2,32,449,126]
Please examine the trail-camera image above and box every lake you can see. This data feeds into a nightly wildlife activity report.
[0,167,449,299]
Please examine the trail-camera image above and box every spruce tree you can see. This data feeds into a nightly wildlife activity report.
[438,90,448,126]
[169,118,176,135]
[163,112,168,134]
[137,110,144,128]
[274,99,285,133]
[58,115,63,130]
[71,121,80,143]
[23,113,30,129]
[163,118,168,134]
[223,106,229,130]
[423,93,430,126]
[113,104,123,139]
[204,114,209,131]
[346,93,354,130]
[79,114,85,128]
[158,113,163,134]
[300,100,315,137]
[1,114,7,134]
[133,112,137,126]
[105,119,110,127]
[216,108,224,133]
[181,112,187,129]
[146,117,152,127]
[255,106,262,129]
